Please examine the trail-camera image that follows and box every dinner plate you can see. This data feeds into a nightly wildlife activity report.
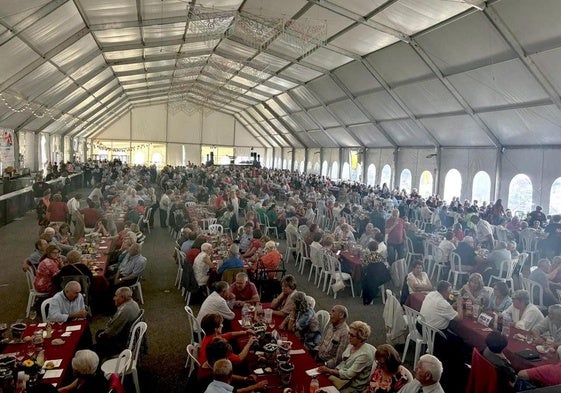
[536,345,553,354]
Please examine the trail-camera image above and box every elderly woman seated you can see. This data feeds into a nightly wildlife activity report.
[318,321,376,393]
[251,241,282,279]
[279,291,321,351]
[58,350,109,393]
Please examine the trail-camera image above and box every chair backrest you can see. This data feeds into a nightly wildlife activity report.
[185,201,196,207]
[25,269,36,291]
[208,224,223,235]
[221,268,244,283]
[435,247,446,264]
[309,246,321,267]
[286,231,297,248]
[128,321,147,369]
[299,225,309,235]
[315,310,330,335]
[516,253,529,275]
[406,237,414,255]
[306,295,316,310]
[390,258,407,288]
[495,259,512,279]
[186,343,201,367]
[41,298,53,322]
[522,278,544,307]
[126,309,145,348]
[418,319,446,355]
[465,347,499,393]
[403,305,422,338]
[450,252,462,270]
[113,349,133,383]
[185,305,204,343]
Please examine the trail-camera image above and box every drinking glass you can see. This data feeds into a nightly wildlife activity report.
[29,310,37,323]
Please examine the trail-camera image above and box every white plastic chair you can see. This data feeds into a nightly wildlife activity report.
[447,252,469,290]
[430,248,447,282]
[405,237,423,267]
[402,306,425,368]
[296,234,311,274]
[185,343,201,377]
[185,305,205,344]
[419,319,446,356]
[208,224,223,235]
[110,349,133,384]
[40,298,53,322]
[487,259,516,288]
[521,277,546,310]
[308,246,323,285]
[101,322,147,393]
[324,255,355,299]
[25,269,50,318]
[129,277,145,304]
[285,231,298,263]
[315,310,330,336]
[175,248,185,291]
[262,215,278,239]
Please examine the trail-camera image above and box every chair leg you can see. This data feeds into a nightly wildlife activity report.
[413,342,422,369]
[26,294,34,318]
[185,292,191,306]
[350,281,355,298]
[132,369,141,393]
[402,336,411,362]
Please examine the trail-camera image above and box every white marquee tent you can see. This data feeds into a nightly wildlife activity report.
[1,0,561,210]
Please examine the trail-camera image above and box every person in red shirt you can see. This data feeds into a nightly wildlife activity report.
[47,193,69,223]
[385,208,406,264]
[230,272,260,306]
[80,200,102,229]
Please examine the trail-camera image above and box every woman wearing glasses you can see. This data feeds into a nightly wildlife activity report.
[34,245,62,296]
[318,321,375,393]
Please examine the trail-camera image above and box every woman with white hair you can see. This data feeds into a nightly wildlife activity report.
[194,242,214,286]
[256,240,282,278]
[58,350,109,393]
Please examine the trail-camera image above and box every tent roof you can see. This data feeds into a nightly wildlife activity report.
[1,0,561,149]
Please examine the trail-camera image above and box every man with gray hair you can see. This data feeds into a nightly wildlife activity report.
[93,286,141,359]
[47,281,87,323]
[529,258,556,306]
[317,305,349,367]
[399,354,444,393]
[197,281,235,330]
[205,359,233,393]
[113,242,146,287]
[503,290,544,331]
[217,244,243,275]
[230,272,260,306]
[531,304,561,343]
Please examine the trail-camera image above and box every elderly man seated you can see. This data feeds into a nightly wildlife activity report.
[529,258,557,306]
[316,305,350,368]
[398,354,445,393]
[197,281,235,330]
[420,280,463,331]
[93,287,141,359]
[503,290,544,331]
[230,272,260,306]
[531,304,561,346]
[47,281,88,323]
[111,242,147,288]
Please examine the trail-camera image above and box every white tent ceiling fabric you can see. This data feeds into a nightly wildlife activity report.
[0,0,561,149]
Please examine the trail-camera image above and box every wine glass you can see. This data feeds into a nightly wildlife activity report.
[0,323,7,338]
[29,310,37,324]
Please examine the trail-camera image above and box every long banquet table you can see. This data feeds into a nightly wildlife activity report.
[1,321,89,388]
[231,304,332,392]
[405,292,560,371]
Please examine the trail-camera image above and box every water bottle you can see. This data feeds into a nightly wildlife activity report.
[255,302,263,322]
[309,376,319,393]
[502,313,511,338]
[242,303,249,327]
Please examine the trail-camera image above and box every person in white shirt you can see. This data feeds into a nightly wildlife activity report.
[398,354,445,393]
[504,290,544,331]
[437,231,456,264]
[47,281,87,323]
[419,281,463,330]
[196,281,235,330]
[159,190,172,228]
[194,243,214,286]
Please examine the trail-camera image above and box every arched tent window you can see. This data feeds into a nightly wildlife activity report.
[341,162,350,180]
[354,163,363,182]
[133,151,145,165]
[321,161,328,177]
[220,156,230,165]
[443,169,462,202]
[419,171,433,198]
[40,134,47,170]
[313,162,320,174]
[550,178,561,215]
[293,161,298,172]
[472,171,491,205]
[300,161,305,173]
[152,152,163,166]
[331,162,339,179]
[508,174,532,214]
[400,169,412,193]
[283,159,287,170]
[367,164,376,186]
[380,164,391,187]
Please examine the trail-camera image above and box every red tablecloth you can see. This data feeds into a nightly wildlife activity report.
[404,293,560,371]
[340,251,362,281]
[2,321,88,387]
[231,304,331,391]
[83,238,112,293]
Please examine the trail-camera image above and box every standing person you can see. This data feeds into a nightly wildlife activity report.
[67,194,81,223]
[397,354,444,393]
[36,189,51,225]
[385,209,406,264]
[159,189,172,228]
